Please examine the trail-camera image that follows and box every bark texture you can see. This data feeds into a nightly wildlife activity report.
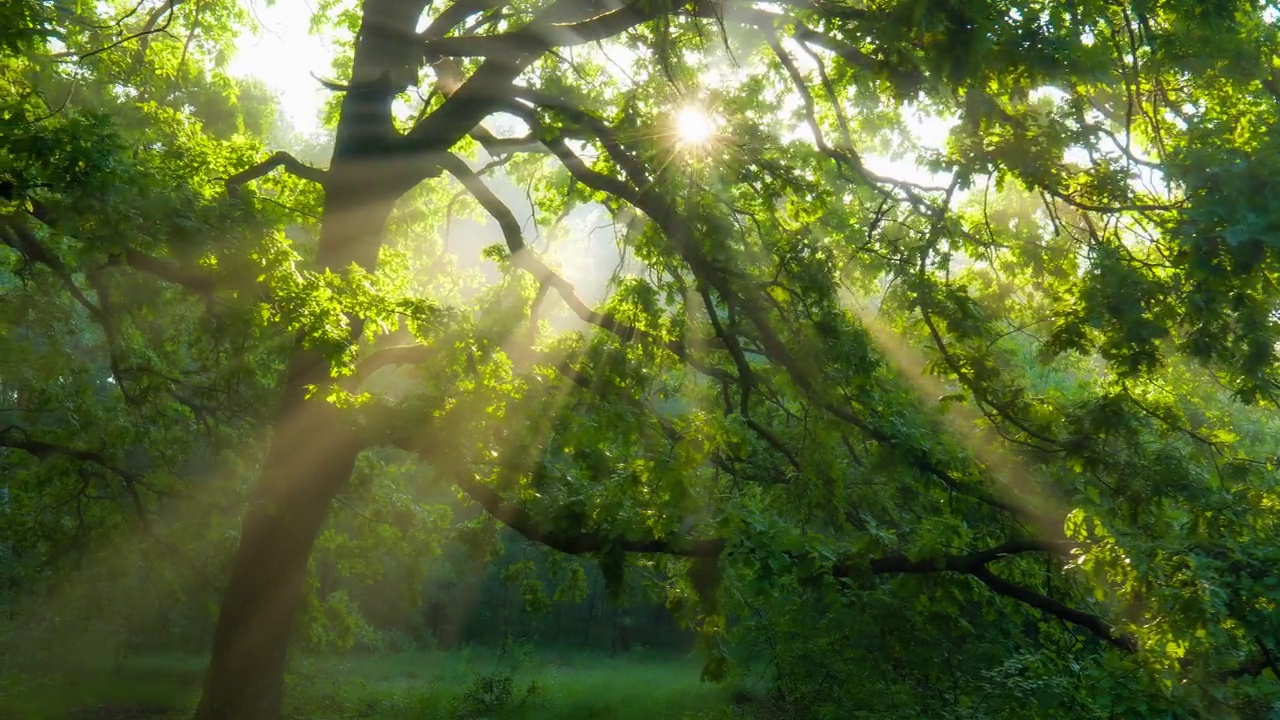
[193,1,428,717]
[192,352,363,720]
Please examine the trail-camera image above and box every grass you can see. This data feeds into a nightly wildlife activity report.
[0,655,200,719]
[0,649,732,719]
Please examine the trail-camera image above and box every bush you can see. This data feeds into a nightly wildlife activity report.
[448,636,544,719]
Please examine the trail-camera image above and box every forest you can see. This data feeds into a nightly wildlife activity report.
[3,0,1280,718]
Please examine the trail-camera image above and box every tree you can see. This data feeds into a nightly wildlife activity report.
[6,0,1280,718]
[195,0,1280,716]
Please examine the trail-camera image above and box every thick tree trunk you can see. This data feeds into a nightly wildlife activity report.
[194,186,403,719]
[194,199,402,720]
[191,350,364,720]
[191,0,479,714]
[194,20,422,720]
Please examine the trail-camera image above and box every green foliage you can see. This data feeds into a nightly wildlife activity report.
[0,0,304,661]
[9,0,1280,718]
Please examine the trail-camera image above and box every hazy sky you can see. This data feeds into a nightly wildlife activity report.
[228,0,337,135]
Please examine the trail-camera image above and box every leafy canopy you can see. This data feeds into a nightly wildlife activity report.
[5,0,1280,718]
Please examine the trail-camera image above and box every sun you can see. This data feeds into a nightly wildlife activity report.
[674,106,717,146]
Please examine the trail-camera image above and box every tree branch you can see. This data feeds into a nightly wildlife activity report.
[224,151,328,197]
[351,343,434,386]
[22,197,219,296]
[453,474,725,556]
[54,0,184,61]
[396,0,685,189]
[472,130,549,157]
[505,94,1036,525]
[436,151,713,369]
[1,214,108,323]
[1,428,150,530]
[696,281,803,473]
[419,0,503,42]
[371,327,1113,652]
[968,566,1136,652]
[117,247,217,295]
[1218,651,1276,680]
[711,4,914,84]
[449,469,1122,649]
[423,2,657,59]
[5,212,153,406]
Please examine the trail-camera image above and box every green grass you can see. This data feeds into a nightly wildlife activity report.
[0,653,203,719]
[0,649,731,719]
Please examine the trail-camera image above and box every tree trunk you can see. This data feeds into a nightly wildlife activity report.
[193,179,403,719]
[192,351,365,720]
[192,185,400,716]
[583,574,598,647]
[192,2,428,715]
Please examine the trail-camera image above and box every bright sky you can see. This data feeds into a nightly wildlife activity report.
[228,0,337,135]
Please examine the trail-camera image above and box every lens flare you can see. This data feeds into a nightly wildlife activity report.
[675,106,717,145]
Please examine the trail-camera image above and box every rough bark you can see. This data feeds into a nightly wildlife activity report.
[191,351,364,720]
[192,187,404,720]
[193,1,429,717]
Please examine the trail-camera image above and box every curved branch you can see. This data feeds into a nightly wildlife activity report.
[1,429,150,530]
[423,2,656,59]
[969,566,1136,652]
[351,343,434,386]
[419,0,503,41]
[54,0,184,61]
[224,151,328,197]
[504,94,1036,525]
[397,0,684,187]
[697,281,803,473]
[23,198,218,296]
[472,131,548,157]
[454,474,725,556]
[118,247,217,295]
[710,4,915,84]
[918,309,1064,452]
[1,214,107,323]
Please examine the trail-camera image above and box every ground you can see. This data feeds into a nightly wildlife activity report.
[0,650,734,719]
